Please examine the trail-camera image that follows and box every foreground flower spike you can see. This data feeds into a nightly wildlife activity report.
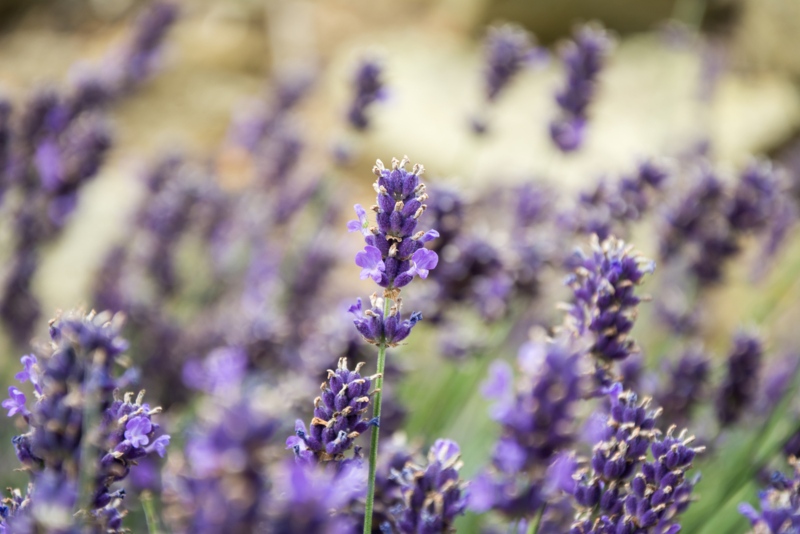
[565,235,654,385]
[715,331,763,428]
[740,460,800,533]
[394,439,467,533]
[0,311,169,532]
[550,23,612,152]
[347,58,385,130]
[569,384,703,534]
[287,358,377,464]
[349,156,439,534]
[470,337,585,522]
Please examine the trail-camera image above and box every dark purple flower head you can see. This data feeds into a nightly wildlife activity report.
[483,25,542,103]
[352,156,439,293]
[740,460,800,534]
[288,358,376,463]
[349,294,422,347]
[715,331,763,427]
[347,58,385,130]
[565,235,654,383]
[550,24,612,152]
[569,384,703,534]
[395,439,467,533]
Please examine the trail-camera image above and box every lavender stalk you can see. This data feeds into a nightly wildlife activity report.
[348,156,439,532]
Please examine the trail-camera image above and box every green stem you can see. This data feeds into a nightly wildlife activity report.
[527,506,545,534]
[141,490,161,534]
[363,295,393,534]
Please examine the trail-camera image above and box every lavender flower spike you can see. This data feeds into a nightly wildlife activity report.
[351,156,439,534]
[715,331,763,428]
[287,357,377,464]
[347,58,385,130]
[565,235,654,384]
[550,23,612,152]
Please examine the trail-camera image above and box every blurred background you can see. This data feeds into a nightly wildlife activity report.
[2,0,800,532]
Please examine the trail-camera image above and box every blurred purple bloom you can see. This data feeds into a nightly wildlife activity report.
[550,24,612,152]
[347,58,385,130]
[716,331,763,427]
[2,387,28,418]
[483,25,542,103]
[146,435,171,458]
[15,354,42,396]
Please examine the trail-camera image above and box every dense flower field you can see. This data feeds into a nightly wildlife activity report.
[0,1,799,532]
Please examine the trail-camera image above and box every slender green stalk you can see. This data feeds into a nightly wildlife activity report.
[141,490,162,534]
[363,295,393,534]
[527,506,545,534]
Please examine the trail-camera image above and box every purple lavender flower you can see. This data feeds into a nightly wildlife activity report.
[349,294,422,347]
[0,311,168,532]
[482,25,540,103]
[118,1,179,88]
[565,235,654,383]
[352,156,439,292]
[550,24,612,152]
[740,462,800,533]
[569,384,703,533]
[288,358,376,463]
[394,439,467,533]
[2,387,29,419]
[470,336,585,520]
[715,331,763,427]
[347,58,385,130]
[655,347,710,427]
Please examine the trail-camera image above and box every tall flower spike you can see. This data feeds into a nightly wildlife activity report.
[350,157,439,534]
[286,357,377,464]
[550,24,612,152]
[565,235,654,385]
[482,25,540,103]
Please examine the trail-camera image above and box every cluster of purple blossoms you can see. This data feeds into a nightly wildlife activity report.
[654,347,711,428]
[0,310,169,532]
[565,235,655,384]
[739,461,800,533]
[470,336,586,522]
[350,156,439,294]
[715,331,763,428]
[392,439,467,534]
[660,160,786,284]
[550,24,613,152]
[288,358,378,465]
[562,160,670,241]
[349,294,423,347]
[348,58,385,131]
[569,384,703,534]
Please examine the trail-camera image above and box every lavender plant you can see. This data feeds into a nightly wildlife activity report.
[348,156,439,532]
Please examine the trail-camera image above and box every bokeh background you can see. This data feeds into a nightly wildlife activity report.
[2,0,800,532]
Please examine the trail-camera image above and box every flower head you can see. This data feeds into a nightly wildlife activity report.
[2,387,29,418]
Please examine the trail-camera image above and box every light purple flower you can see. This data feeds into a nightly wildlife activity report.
[355,245,385,282]
[407,248,438,279]
[34,139,64,191]
[346,204,371,236]
[125,416,153,448]
[2,387,28,418]
[15,354,42,395]
[418,229,440,243]
[146,434,170,457]
[430,438,461,464]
